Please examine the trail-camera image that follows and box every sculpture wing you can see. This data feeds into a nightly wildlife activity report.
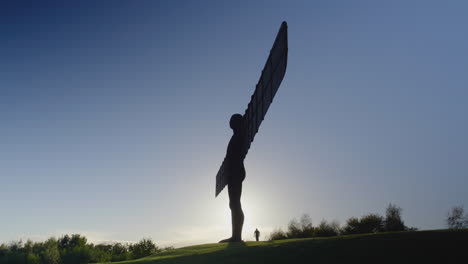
[215,21,288,197]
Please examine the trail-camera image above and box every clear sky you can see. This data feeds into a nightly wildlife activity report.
[1,0,467,247]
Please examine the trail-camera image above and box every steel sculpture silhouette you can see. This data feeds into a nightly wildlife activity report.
[216,22,288,242]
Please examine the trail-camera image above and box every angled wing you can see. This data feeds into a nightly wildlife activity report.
[215,21,289,197]
[243,21,288,155]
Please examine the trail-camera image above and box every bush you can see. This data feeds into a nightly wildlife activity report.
[269,228,288,241]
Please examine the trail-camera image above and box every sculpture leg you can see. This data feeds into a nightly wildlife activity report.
[229,180,244,241]
[219,180,244,242]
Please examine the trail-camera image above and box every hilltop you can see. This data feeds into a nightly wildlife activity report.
[96,229,468,264]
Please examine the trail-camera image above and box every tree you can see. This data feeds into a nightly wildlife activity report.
[384,203,406,231]
[359,214,384,233]
[286,214,315,238]
[129,238,159,259]
[300,214,313,231]
[58,234,71,251]
[315,220,340,237]
[3,241,25,264]
[59,234,92,264]
[342,214,384,235]
[89,244,111,263]
[0,244,8,264]
[68,234,87,249]
[299,214,315,237]
[42,238,60,264]
[342,217,361,235]
[286,218,302,238]
[24,240,40,264]
[447,206,468,229]
[111,243,130,262]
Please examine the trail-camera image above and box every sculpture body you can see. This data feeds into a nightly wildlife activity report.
[219,114,246,242]
[217,22,288,242]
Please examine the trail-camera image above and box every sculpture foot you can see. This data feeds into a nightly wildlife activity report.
[219,237,243,243]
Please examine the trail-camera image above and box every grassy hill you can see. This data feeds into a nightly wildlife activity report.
[97,229,468,264]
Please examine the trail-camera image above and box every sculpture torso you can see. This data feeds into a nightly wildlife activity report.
[226,133,246,184]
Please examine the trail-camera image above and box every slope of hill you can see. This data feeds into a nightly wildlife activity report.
[96,229,468,264]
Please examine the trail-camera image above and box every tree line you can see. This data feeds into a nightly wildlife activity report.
[2,204,466,263]
[269,203,416,240]
[0,234,171,264]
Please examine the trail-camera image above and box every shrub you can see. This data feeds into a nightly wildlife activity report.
[269,228,288,241]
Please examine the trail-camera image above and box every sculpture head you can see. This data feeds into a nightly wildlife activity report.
[229,113,243,133]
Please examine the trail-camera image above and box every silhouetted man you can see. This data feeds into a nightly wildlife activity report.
[254,228,260,241]
[219,114,246,243]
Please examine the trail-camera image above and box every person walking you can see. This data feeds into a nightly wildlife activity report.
[254,228,260,241]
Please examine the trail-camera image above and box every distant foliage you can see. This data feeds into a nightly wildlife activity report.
[447,206,468,229]
[0,235,166,264]
[269,215,341,241]
[270,203,416,241]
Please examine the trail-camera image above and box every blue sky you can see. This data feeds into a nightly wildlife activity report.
[1,0,467,246]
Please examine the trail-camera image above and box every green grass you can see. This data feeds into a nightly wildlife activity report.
[97,229,468,264]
